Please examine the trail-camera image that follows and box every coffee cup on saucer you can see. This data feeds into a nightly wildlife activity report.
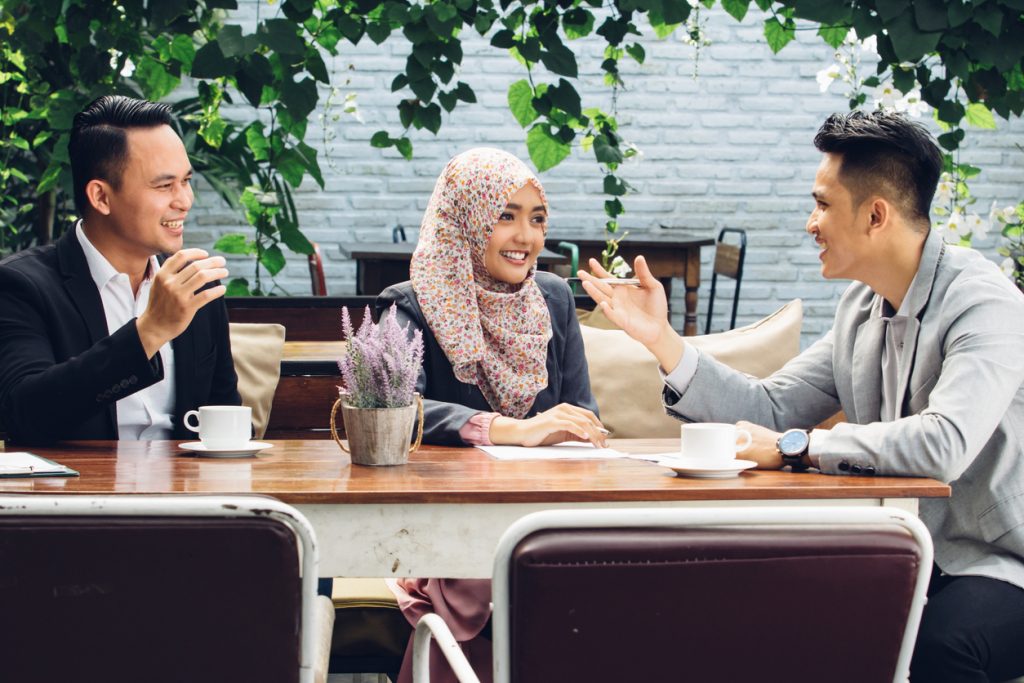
[679,422,752,464]
[183,405,252,450]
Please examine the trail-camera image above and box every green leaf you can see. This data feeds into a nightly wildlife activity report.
[218,25,259,58]
[526,125,571,172]
[508,79,538,128]
[244,123,270,162]
[191,41,235,79]
[817,24,847,49]
[418,103,442,134]
[275,149,307,187]
[965,102,996,129]
[214,233,254,255]
[913,0,947,31]
[721,0,749,21]
[886,12,941,63]
[563,8,595,39]
[295,141,324,188]
[134,57,180,101]
[260,244,286,276]
[279,77,318,122]
[937,128,965,151]
[764,17,795,53]
[225,278,252,297]
[366,21,392,44]
[306,50,330,83]
[260,18,305,55]
[370,131,392,148]
[169,34,196,71]
[36,161,63,194]
[625,42,645,64]
[455,82,476,103]
[973,3,1003,36]
[540,44,578,78]
[439,90,457,112]
[603,174,627,196]
[593,135,624,165]
[395,137,413,160]
[604,198,623,217]
[277,215,314,254]
[236,53,274,107]
[875,0,909,22]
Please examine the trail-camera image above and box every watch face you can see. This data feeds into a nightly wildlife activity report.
[778,429,809,456]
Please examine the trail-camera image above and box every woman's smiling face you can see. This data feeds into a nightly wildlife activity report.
[483,182,548,284]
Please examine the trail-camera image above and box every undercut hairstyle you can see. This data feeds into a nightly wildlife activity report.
[813,110,943,232]
[68,95,175,215]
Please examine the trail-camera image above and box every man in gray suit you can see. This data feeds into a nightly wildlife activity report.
[580,111,1024,681]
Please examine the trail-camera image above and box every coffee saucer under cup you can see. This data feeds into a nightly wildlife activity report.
[657,455,757,479]
[178,441,273,458]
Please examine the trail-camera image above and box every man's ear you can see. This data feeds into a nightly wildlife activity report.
[866,197,890,235]
[84,179,113,216]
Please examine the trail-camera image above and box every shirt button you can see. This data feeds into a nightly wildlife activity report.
[864,466,877,476]
[120,379,130,388]
[851,464,863,474]
[838,461,850,471]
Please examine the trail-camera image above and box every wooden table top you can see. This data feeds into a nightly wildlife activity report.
[0,440,950,505]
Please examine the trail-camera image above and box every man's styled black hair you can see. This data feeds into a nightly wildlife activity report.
[68,95,175,215]
[813,110,943,231]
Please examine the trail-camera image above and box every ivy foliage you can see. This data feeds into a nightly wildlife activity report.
[2,0,1022,285]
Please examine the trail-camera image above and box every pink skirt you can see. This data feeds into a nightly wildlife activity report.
[387,578,493,683]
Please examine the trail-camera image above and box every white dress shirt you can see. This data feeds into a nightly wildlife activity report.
[76,222,175,439]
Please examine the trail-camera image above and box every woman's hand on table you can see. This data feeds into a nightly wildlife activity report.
[490,403,608,448]
[578,256,686,372]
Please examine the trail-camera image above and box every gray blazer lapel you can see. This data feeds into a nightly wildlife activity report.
[894,232,945,415]
[851,316,885,423]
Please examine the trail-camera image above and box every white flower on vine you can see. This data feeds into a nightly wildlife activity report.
[934,173,955,205]
[859,35,878,55]
[989,202,1020,225]
[874,83,900,110]
[817,64,841,93]
[609,256,632,278]
[965,213,988,239]
[1001,257,1017,278]
[898,88,927,117]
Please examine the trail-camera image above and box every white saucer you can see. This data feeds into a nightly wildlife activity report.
[179,441,273,458]
[658,456,757,479]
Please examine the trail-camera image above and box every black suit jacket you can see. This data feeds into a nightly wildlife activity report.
[0,229,240,445]
[377,271,598,445]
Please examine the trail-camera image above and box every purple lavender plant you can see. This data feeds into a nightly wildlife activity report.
[338,305,424,409]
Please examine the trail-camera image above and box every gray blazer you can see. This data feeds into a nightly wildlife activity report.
[666,230,1024,589]
[377,271,598,445]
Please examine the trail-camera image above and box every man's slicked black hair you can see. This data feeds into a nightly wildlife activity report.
[68,95,175,215]
[813,110,943,231]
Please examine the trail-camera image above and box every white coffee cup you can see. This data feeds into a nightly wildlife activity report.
[680,422,752,462]
[183,405,252,449]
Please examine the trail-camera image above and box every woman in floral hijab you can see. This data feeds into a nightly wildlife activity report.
[376,147,605,683]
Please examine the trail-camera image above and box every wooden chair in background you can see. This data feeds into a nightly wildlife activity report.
[705,227,747,334]
[308,242,328,296]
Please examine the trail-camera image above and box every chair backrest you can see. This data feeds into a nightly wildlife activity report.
[492,507,932,683]
[0,495,321,683]
[705,227,747,334]
[308,242,327,296]
[393,225,408,243]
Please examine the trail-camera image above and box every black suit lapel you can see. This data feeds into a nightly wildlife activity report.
[56,227,117,434]
[171,321,196,430]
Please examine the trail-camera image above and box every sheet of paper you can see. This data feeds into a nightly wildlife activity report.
[0,451,74,475]
[479,442,628,461]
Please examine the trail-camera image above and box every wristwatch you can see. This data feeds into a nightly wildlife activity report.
[777,429,811,471]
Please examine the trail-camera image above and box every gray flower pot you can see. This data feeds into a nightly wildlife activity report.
[330,393,424,466]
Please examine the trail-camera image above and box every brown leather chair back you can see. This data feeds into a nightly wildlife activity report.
[505,522,924,682]
[0,513,302,682]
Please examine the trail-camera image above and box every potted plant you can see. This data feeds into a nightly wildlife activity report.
[331,305,425,466]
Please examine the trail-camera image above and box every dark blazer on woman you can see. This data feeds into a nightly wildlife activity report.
[0,229,239,445]
[376,271,597,445]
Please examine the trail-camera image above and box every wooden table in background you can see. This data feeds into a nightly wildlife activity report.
[2,439,949,578]
[340,242,567,297]
[549,233,714,336]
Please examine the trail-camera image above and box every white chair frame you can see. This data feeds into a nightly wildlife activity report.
[0,494,322,683]
[413,506,934,683]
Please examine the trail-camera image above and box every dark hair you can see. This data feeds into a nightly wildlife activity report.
[68,95,175,215]
[813,110,943,231]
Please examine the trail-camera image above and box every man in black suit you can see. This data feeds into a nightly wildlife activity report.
[0,95,240,444]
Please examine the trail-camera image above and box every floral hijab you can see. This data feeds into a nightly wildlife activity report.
[411,147,553,419]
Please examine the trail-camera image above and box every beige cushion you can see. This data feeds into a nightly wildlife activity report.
[229,322,286,439]
[580,300,803,438]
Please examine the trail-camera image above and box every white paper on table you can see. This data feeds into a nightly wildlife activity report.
[479,441,628,461]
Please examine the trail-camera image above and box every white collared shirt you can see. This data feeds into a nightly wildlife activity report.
[76,221,175,439]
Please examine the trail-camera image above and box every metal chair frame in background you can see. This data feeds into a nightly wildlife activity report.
[705,227,747,334]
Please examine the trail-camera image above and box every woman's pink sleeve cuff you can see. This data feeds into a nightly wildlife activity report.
[459,412,498,446]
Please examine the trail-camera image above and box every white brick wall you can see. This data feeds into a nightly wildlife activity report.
[188,1,1024,346]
